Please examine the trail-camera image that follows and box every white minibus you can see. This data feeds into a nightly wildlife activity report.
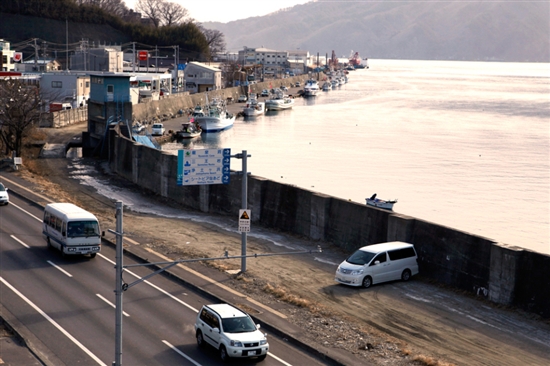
[335,241,419,288]
[42,203,102,258]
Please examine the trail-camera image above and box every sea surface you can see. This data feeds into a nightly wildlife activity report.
[163,59,550,255]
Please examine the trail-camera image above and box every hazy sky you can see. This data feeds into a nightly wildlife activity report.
[124,0,313,23]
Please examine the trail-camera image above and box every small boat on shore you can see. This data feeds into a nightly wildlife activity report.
[322,82,332,91]
[365,193,397,210]
[176,121,201,139]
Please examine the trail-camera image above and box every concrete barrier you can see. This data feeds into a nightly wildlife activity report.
[108,127,550,318]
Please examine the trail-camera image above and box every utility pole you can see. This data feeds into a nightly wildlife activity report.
[132,42,136,73]
[66,19,69,71]
[231,150,251,272]
[33,38,38,71]
[110,201,124,366]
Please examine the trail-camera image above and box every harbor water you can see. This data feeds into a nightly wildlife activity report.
[163,59,550,254]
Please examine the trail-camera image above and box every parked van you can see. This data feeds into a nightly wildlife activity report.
[335,241,419,288]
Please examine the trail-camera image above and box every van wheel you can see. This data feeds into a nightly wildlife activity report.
[89,253,97,258]
[257,354,267,361]
[362,276,372,288]
[46,238,52,249]
[219,345,230,362]
[401,269,412,281]
[196,330,204,348]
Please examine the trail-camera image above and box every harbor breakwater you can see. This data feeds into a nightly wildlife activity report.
[107,131,550,318]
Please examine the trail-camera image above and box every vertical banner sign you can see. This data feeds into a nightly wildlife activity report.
[177,148,231,186]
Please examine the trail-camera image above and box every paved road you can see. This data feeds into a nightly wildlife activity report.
[0,178,357,366]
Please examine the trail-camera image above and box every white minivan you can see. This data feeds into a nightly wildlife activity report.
[335,241,419,288]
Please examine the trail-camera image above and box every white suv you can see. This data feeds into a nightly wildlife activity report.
[0,183,9,205]
[151,123,165,136]
[195,304,269,362]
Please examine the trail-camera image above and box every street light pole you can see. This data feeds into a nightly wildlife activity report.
[110,201,124,366]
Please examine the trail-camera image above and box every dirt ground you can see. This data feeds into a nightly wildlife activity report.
[9,124,550,366]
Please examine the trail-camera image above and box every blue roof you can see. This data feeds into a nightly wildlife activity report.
[133,135,157,149]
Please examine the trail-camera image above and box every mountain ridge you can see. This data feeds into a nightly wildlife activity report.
[204,1,549,62]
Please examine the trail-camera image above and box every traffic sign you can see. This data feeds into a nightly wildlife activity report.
[238,209,251,232]
[138,50,148,61]
[177,148,231,186]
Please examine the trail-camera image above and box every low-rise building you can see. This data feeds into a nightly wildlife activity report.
[0,39,16,71]
[40,72,90,109]
[184,62,221,93]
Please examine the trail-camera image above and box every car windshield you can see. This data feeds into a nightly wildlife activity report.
[221,316,257,333]
[67,221,100,238]
[346,249,376,265]
[0,183,5,191]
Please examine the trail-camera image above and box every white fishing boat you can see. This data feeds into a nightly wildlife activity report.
[303,79,320,97]
[242,98,265,117]
[322,82,332,91]
[365,193,397,210]
[176,121,202,139]
[194,95,235,132]
[265,89,294,111]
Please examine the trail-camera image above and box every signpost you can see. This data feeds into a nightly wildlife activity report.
[177,148,231,186]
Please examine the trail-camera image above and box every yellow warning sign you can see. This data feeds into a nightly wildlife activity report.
[238,209,251,233]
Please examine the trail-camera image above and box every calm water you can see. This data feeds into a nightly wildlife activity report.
[164,59,550,254]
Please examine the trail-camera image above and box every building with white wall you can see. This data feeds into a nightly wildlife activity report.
[184,62,221,93]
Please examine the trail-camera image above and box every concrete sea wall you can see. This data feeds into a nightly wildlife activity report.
[108,119,550,319]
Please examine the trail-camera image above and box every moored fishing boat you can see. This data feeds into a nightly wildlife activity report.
[176,121,202,139]
[194,95,235,132]
[265,89,294,111]
[242,97,265,117]
[303,79,320,97]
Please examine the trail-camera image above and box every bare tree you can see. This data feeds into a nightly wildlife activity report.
[196,24,226,58]
[136,0,162,27]
[76,0,129,16]
[0,79,43,157]
[159,1,189,26]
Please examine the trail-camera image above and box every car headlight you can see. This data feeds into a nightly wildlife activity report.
[260,339,267,345]
[230,340,243,347]
[350,269,364,275]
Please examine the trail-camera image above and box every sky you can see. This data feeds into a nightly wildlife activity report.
[124,0,313,23]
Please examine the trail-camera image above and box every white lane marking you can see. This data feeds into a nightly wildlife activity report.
[269,352,293,366]
[97,253,198,313]
[0,175,53,203]
[10,202,43,222]
[47,260,73,277]
[0,276,107,366]
[96,294,130,317]
[144,248,288,319]
[162,340,202,366]
[11,235,30,248]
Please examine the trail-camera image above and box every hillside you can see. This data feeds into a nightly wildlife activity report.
[205,1,550,62]
[0,13,131,47]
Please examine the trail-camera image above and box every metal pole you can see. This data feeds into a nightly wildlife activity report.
[241,150,248,272]
[114,201,123,366]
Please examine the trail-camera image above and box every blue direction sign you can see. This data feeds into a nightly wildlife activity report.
[177,148,231,186]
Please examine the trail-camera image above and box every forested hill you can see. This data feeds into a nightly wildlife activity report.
[205,1,550,62]
[0,0,210,61]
